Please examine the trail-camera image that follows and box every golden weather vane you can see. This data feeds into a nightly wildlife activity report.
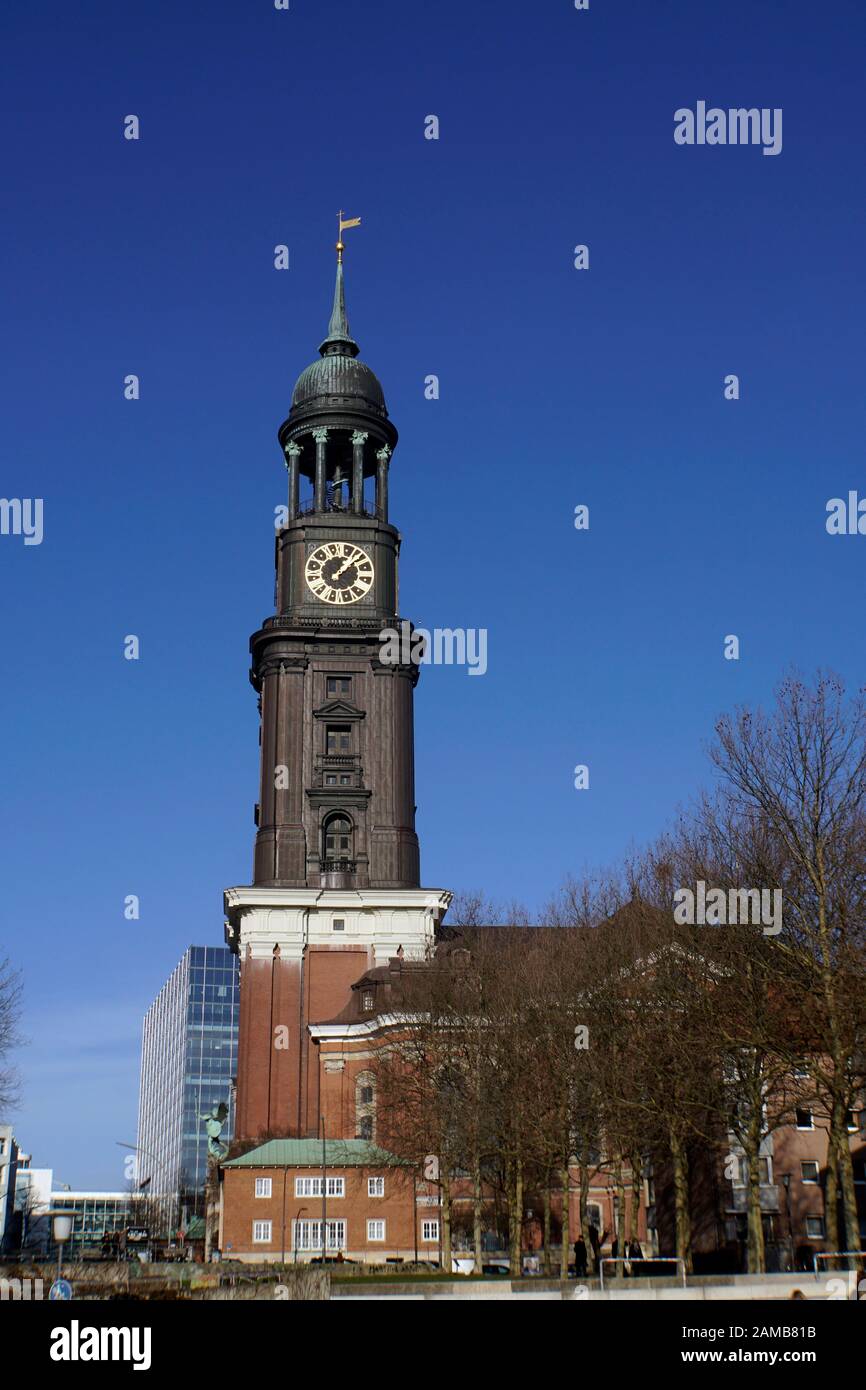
[336,210,362,263]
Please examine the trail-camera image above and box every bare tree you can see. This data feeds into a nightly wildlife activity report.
[0,956,23,1118]
[711,672,866,1263]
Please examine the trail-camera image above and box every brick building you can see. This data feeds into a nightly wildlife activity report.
[220,1139,440,1264]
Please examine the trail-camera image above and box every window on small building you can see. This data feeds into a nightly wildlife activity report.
[255,1177,272,1198]
[326,725,351,754]
[845,1110,858,1131]
[421,1220,439,1243]
[804,1216,825,1238]
[294,1176,345,1198]
[293,1219,346,1252]
[358,1116,373,1140]
[368,1177,384,1197]
[333,918,345,933]
[367,1219,385,1242]
[360,1085,373,1105]
[795,1108,814,1130]
[252,1221,272,1243]
[327,678,351,696]
[801,1161,819,1184]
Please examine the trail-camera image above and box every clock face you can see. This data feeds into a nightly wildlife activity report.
[305,542,374,605]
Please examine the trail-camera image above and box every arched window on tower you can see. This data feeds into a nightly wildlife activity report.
[355,1070,376,1142]
[323,814,353,866]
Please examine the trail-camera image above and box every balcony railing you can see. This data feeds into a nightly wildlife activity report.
[320,859,356,875]
[296,491,381,521]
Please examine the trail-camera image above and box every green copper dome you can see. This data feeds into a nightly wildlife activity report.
[289,261,388,419]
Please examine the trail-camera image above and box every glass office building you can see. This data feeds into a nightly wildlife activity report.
[136,946,239,1213]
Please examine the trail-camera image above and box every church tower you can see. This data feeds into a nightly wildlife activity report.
[226,236,451,1141]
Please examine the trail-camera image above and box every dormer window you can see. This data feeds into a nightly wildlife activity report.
[361,991,374,1012]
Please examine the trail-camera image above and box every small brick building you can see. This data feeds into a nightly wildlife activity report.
[220,1139,441,1264]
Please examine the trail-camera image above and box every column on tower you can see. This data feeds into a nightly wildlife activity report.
[351,430,367,515]
[313,427,328,511]
[285,441,301,521]
[376,444,391,522]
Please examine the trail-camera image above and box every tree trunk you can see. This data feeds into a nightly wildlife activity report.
[508,1158,523,1277]
[746,1140,766,1274]
[542,1179,551,1276]
[441,1167,452,1275]
[559,1166,570,1281]
[579,1164,591,1266]
[669,1127,692,1275]
[615,1161,626,1274]
[472,1152,483,1275]
[835,1101,860,1269]
[630,1152,643,1254]
[824,1127,840,1268]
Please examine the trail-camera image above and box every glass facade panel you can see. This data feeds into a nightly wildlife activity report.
[136,946,239,1223]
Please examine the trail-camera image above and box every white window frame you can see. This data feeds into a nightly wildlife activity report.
[800,1160,819,1185]
[252,1220,272,1243]
[294,1175,345,1199]
[804,1216,824,1239]
[795,1108,814,1131]
[292,1219,346,1252]
[421,1219,439,1243]
[368,1176,385,1198]
[333,917,345,933]
[367,1219,385,1242]
[254,1177,272,1199]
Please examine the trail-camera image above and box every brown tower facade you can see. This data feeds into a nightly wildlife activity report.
[226,255,450,1141]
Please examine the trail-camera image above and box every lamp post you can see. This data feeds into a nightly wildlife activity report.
[116,1141,177,1247]
[293,1207,307,1264]
[51,1210,75,1280]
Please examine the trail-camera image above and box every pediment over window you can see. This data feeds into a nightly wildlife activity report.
[313,699,366,721]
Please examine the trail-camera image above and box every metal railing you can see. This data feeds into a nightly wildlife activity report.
[813,1251,866,1276]
[296,493,381,521]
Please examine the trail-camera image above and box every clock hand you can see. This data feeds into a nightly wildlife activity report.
[334,556,356,579]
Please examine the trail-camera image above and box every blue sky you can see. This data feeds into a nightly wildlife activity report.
[2,0,865,1186]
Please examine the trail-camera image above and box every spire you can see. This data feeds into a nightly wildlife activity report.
[319,211,362,358]
[319,258,360,359]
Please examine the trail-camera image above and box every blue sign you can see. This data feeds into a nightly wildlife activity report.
[49,1278,73,1301]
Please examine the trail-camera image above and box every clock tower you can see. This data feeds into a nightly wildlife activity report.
[225,244,451,1141]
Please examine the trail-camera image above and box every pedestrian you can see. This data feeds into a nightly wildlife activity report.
[573,1237,587,1277]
